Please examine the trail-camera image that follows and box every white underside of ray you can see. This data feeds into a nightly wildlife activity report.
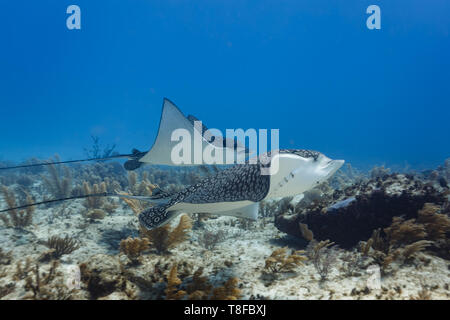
[170,200,257,220]
[265,153,345,199]
[139,99,247,166]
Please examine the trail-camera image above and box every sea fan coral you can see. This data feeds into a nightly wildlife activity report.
[44,235,80,259]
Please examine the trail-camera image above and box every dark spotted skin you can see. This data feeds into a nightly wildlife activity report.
[138,149,320,229]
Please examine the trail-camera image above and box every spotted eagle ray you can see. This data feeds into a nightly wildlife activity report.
[116,99,345,229]
[0,98,344,230]
[121,149,344,230]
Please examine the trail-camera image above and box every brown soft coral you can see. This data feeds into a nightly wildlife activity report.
[42,155,72,198]
[127,171,156,196]
[384,216,427,246]
[141,215,192,253]
[165,265,241,300]
[119,237,150,264]
[82,181,118,219]
[417,203,450,241]
[264,247,307,274]
[0,186,34,228]
[165,265,187,300]
[43,235,80,260]
[361,201,450,271]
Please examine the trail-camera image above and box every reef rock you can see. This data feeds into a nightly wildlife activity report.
[275,174,448,248]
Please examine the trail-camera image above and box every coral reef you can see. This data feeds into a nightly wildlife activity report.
[42,235,80,260]
[119,237,150,264]
[41,155,72,198]
[264,247,307,274]
[140,214,192,254]
[81,181,117,219]
[165,264,187,300]
[118,191,148,215]
[307,240,337,281]
[165,265,241,300]
[358,201,450,271]
[275,174,447,248]
[1,155,449,300]
[79,255,132,300]
[24,261,64,299]
[0,185,34,228]
[127,171,156,196]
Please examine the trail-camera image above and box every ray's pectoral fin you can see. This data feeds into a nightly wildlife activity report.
[138,98,248,166]
[138,204,182,230]
[217,202,259,220]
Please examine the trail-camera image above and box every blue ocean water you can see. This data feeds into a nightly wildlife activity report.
[0,0,449,170]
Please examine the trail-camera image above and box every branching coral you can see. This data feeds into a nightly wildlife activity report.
[185,267,213,299]
[0,185,34,228]
[140,214,192,253]
[384,216,427,247]
[264,247,307,274]
[81,181,117,219]
[165,265,241,300]
[79,259,127,300]
[117,191,145,215]
[13,257,34,280]
[85,209,106,221]
[119,174,156,215]
[308,240,337,281]
[42,155,72,198]
[20,259,77,300]
[417,203,450,241]
[211,277,241,300]
[400,240,432,263]
[43,235,80,260]
[165,265,187,300]
[275,173,447,248]
[127,171,156,196]
[119,237,150,264]
[83,181,107,209]
[361,227,432,273]
[361,202,450,268]
[24,260,60,299]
